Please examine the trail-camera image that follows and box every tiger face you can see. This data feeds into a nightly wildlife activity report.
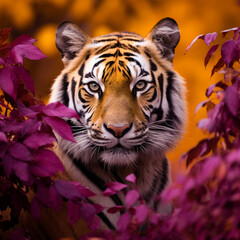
[50,18,186,167]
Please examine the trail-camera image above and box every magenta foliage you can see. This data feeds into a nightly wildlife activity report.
[0,28,98,234]
[2,24,240,240]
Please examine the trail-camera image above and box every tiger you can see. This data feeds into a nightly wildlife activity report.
[49,17,186,230]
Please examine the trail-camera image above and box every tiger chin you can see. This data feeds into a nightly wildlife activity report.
[50,18,186,229]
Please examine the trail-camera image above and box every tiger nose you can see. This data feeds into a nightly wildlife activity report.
[104,123,132,138]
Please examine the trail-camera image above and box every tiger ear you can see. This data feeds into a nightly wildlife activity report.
[56,21,90,64]
[146,18,180,62]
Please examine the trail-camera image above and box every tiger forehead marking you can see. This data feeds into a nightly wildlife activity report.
[50,18,186,228]
[78,35,159,134]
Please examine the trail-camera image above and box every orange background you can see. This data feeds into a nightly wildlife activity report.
[0,0,239,179]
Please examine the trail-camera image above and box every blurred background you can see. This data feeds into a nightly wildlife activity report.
[0,0,239,179]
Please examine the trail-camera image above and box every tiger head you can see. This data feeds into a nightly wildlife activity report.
[50,18,186,166]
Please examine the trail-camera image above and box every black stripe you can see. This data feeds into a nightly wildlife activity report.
[143,173,159,203]
[162,71,180,128]
[146,86,157,103]
[119,60,131,79]
[93,59,105,71]
[149,60,157,71]
[154,157,169,210]
[157,157,168,194]
[78,63,85,77]
[71,78,78,113]
[70,153,124,207]
[123,52,136,57]
[72,154,106,191]
[95,45,111,55]
[99,53,115,58]
[85,72,94,78]
[150,71,156,85]
[141,109,150,122]
[87,198,116,230]
[122,38,143,42]
[106,61,115,68]
[78,88,89,103]
[94,38,117,43]
[150,74,164,121]
[61,74,69,106]
[127,44,140,53]
[85,52,91,60]
[67,120,84,135]
[143,157,168,205]
[97,212,116,230]
[125,57,141,68]
[158,74,164,107]
[140,69,149,77]
[144,49,152,58]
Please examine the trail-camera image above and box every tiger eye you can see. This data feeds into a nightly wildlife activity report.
[135,80,147,91]
[88,82,100,92]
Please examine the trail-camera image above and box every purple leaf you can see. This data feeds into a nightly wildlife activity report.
[150,212,160,225]
[125,189,140,207]
[76,184,96,198]
[9,143,32,161]
[103,187,117,196]
[184,139,208,166]
[20,119,42,137]
[211,58,225,76]
[14,66,35,94]
[88,216,101,230]
[221,27,239,37]
[12,34,37,46]
[11,229,28,240]
[10,35,46,64]
[0,131,8,142]
[221,39,239,67]
[43,115,75,142]
[204,32,217,46]
[13,160,32,183]
[67,200,81,225]
[225,85,239,116]
[30,197,42,220]
[12,44,46,62]
[0,142,8,158]
[107,205,125,214]
[31,149,64,177]
[206,83,216,98]
[93,204,104,214]
[134,204,149,224]
[125,173,136,183]
[48,186,62,213]
[194,99,210,114]
[17,101,39,118]
[222,68,239,82]
[2,154,14,177]
[0,67,17,99]
[80,203,97,222]
[185,34,205,54]
[54,180,85,200]
[204,44,219,67]
[43,101,79,119]
[117,212,131,232]
[161,187,182,202]
[197,115,211,132]
[105,182,128,192]
[23,132,56,149]
[200,156,221,181]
